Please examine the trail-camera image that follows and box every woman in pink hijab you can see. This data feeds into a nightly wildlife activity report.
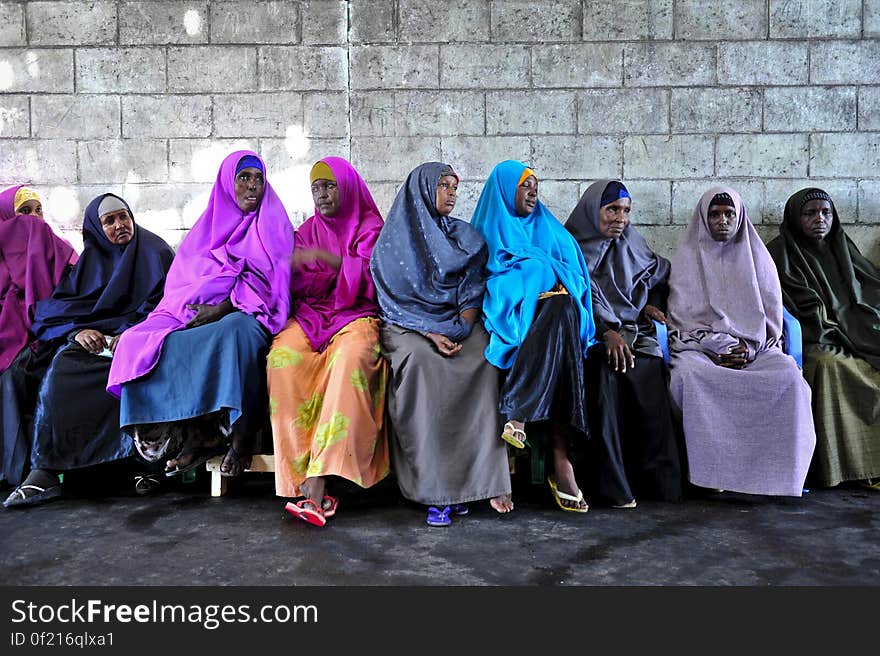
[107,151,295,479]
[269,157,389,527]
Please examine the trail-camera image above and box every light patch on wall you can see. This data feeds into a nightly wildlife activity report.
[284,124,309,159]
[45,186,81,228]
[270,163,313,225]
[183,9,202,36]
[0,106,23,135]
[182,191,211,229]
[0,61,14,91]
[188,141,253,182]
[138,210,184,248]
[25,51,40,79]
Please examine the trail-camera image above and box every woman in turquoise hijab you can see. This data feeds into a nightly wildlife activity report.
[472,160,596,513]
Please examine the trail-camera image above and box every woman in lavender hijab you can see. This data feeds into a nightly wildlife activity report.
[107,151,295,478]
[667,187,815,497]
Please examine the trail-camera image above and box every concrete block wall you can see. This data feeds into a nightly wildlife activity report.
[0,0,878,263]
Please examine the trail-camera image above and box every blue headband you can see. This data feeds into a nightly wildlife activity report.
[235,155,264,175]
[600,181,630,207]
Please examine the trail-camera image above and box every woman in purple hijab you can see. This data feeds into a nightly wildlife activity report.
[107,151,294,478]
[667,187,816,497]
[269,157,389,528]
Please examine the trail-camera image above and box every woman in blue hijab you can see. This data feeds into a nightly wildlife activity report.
[471,160,596,513]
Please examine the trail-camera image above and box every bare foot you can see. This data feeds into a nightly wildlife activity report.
[490,494,514,513]
[299,476,326,505]
[551,429,588,511]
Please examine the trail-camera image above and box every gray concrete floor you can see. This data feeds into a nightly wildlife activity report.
[1,469,878,586]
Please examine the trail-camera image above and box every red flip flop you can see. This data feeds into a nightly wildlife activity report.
[284,499,326,527]
[322,495,339,518]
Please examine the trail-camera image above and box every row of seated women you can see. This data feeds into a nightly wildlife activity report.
[1,151,877,529]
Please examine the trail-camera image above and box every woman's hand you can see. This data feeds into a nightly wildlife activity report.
[604,329,635,373]
[459,307,480,331]
[425,332,462,357]
[185,300,233,329]
[291,247,342,271]
[74,329,108,354]
[643,304,667,324]
[717,340,749,369]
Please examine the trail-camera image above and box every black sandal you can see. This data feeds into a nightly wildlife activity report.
[134,473,162,495]
[3,483,63,508]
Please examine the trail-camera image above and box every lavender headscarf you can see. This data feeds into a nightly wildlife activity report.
[0,185,77,372]
[290,157,383,352]
[107,150,294,396]
[668,186,783,358]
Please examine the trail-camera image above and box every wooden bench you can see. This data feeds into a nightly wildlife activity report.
[205,454,275,497]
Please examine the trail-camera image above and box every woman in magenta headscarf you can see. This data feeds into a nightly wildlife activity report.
[269,157,389,527]
[107,151,295,478]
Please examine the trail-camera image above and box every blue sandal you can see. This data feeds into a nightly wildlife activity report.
[426,506,452,527]
[449,504,469,515]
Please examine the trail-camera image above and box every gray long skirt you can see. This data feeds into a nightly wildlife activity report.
[380,322,511,506]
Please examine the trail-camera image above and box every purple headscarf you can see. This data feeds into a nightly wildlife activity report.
[291,157,383,352]
[668,186,783,358]
[0,185,78,372]
[107,150,295,396]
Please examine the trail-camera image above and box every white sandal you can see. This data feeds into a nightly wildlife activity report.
[501,421,527,449]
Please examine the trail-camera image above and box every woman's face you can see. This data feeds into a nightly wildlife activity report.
[515,175,538,217]
[16,199,42,218]
[311,179,340,217]
[100,208,134,245]
[234,167,265,213]
[598,197,631,239]
[799,199,833,240]
[707,204,737,242]
[435,175,458,216]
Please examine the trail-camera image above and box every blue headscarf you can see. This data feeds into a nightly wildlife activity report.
[471,160,596,369]
[31,193,175,341]
[371,162,487,342]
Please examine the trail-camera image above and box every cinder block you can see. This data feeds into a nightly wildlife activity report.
[857,180,880,223]
[718,42,809,85]
[486,91,577,135]
[0,49,74,92]
[351,136,441,181]
[32,95,120,139]
[844,226,880,262]
[0,139,77,185]
[303,92,350,138]
[811,41,880,85]
[532,44,622,88]
[26,1,117,46]
[764,178,857,226]
[672,179,764,225]
[624,136,714,179]
[439,44,529,89]
[0,2,25,46]
[350,45,439,89]
[490,0,580,42]
[810,133,880,177]
[394,91,484,136]
[580,89,668,134]
[867,2,880,37]
[578,180,672,225]
[214,93,303,138]
[122,183,207,231]
[859,87,880,130]
[675,0,766,39]
[769,0,861,38]
[765,86,856,132]
[399,0,490,42]
[122,95,212,138]
[301,1,347,45]
[211,1,298,44]
[582,0,672,41]
[531,135,621,180]
[349,0,395,43]
[260,46,348,90]
[535,180,581,223]
[169,139,259,182]
[671,88,761,133]
[119,2,209,44]
[78,139,168,184]
[76,47,166,93]
[364,181,403,219]
[0,96,29,137]
[717,134,809,178]
[635,225,686,259]
[168,46,257,93]
[439,136,531,181]
[624,43,714,86]
[349,91,396,136]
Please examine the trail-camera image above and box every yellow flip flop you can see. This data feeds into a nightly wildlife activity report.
[547,476,589,513]
[501,421,527,449]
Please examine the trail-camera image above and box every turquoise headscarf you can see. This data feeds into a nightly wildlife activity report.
[471,160,596,369]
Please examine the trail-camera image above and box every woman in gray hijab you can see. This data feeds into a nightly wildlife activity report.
[566,180,683,508]
[370,162,513,527]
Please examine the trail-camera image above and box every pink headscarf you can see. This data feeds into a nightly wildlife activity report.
[0,185,78,372]
[107,150,295,396]
[291,157,383,352]
[668,186,783,357]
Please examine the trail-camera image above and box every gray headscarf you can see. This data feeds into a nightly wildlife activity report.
[565,179,669,355]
